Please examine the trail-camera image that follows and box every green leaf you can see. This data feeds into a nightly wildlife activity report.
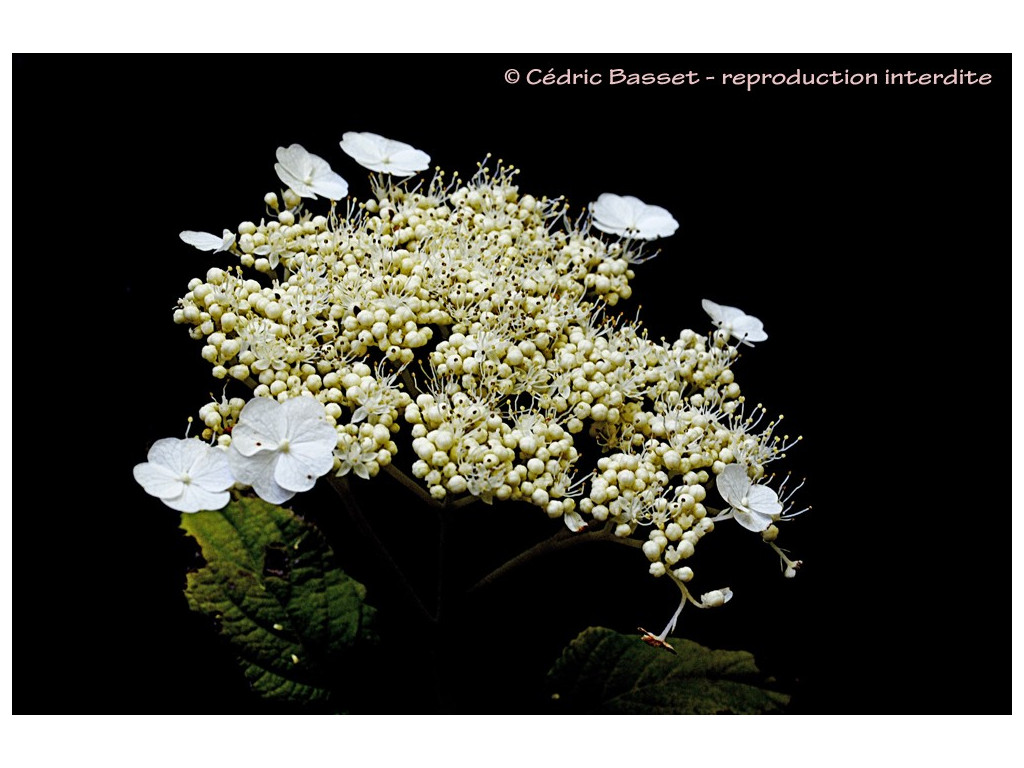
[548,627,790,714]
[181,497,376,706]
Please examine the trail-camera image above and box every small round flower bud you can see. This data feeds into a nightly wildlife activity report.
[702,590,727,607]
[642,540,662,562]
[674,566,694,582]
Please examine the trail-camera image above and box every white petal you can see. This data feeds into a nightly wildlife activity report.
[730,315,768,345]
[274,162,317,199]
[281,395,329,427]
[133,462,184,499]
[176,437,215,471]
[164,485,231,514]
[273,451,324,493]
[701,298,726,324]
[340,131,429,176]
[631,204,678,239]
[215,229,236,253]
[590,193,633,233]
[276,144,313,177]
[227,446,278,488]
[564,509,588,532]
[715,464,751,506]
[180,231,227,251]
[227,449,295,504]
[188,447,235,493]
[731,508,773,532]
[251,475,296,505]
[231,397,286,455]
[339,131,383,164]
[309,172,349,200]
[384,147,431,176]
[703,299,746,326]
[746,484,783,518]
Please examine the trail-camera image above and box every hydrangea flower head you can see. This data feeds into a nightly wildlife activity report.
[701,299,767,346]
[227,396,338,504]
[133,438,234,513]
[715,464,782,532]
[180,229,236,253]
[590,193,679,240]
[340,131,430,176]
[274,144,349,200]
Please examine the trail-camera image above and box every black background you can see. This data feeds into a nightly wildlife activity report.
[14,54,1010,713]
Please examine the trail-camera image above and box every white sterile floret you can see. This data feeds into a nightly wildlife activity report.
[227,396,338,504]
[590,193,679,240]
[701,299,767,346]
[274,144,349,200]
[715,464,783,533]
[133,438,234,513]
[340,131,431,176]
[180,229,236,253]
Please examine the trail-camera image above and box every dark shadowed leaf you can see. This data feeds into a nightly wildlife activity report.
[548,626,789,714]
[181,497,376,706]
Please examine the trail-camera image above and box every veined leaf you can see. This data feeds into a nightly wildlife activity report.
[181,497,376,706]
[548,627,790,714]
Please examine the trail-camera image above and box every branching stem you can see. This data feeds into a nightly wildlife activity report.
[469,523,643,594]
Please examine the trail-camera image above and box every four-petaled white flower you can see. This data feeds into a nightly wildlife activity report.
[180,229,236,253]
[715,464,782,532]
[227,396,338,504]
[701,299,767,346]
[340,131,431,177]
[590,193,679,240]
[274,144,349,200]
[133,438,234,513]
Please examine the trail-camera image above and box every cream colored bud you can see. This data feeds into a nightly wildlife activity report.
[642,540,662,562]
[674,566,694,582]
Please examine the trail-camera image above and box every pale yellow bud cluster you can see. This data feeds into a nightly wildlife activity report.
[171,153,805,602]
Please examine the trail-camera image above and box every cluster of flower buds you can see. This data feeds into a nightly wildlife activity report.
[136,132,808,641]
